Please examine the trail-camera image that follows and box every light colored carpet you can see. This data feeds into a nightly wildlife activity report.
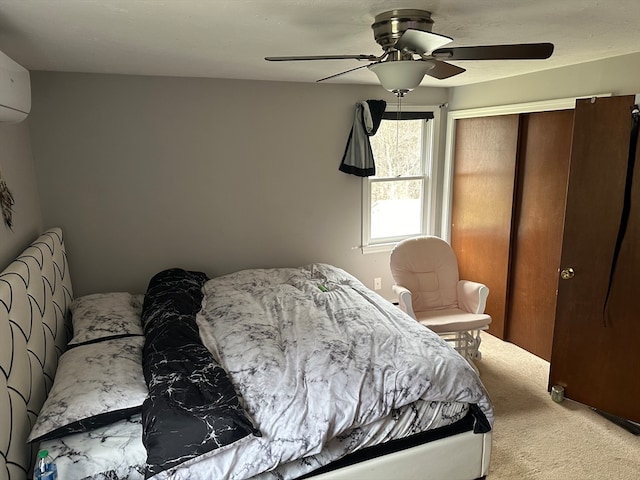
[476,333,640,479]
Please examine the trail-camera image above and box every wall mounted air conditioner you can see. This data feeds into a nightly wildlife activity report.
[0,49,30,123]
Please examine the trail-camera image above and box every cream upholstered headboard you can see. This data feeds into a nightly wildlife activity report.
[0,228,73,480]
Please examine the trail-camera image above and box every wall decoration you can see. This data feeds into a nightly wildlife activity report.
[0,169,15,229]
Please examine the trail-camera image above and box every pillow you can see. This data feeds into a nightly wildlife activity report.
[68,292,144,347]
[28,336,148,443]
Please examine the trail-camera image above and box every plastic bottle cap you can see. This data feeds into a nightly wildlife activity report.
[38,450,48,458]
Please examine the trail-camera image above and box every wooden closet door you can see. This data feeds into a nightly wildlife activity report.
[451,115,520,338]
[506,110,574,360]
[550,95,640,423]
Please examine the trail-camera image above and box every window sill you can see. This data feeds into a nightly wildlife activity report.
[361,243,396,255]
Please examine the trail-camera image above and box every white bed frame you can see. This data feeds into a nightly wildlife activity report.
[0,228,490,480]
[312,429,491,480]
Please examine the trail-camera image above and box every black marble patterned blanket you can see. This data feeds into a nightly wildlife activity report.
[140,268,261,479]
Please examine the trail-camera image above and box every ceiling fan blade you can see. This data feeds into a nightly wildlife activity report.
[316,64,371,83]
[265,54,380,62]
[424,60,466,80]
[394,28,453,55]
[432,42,554,61]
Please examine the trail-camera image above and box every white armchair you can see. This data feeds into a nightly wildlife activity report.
[390,236,492,364]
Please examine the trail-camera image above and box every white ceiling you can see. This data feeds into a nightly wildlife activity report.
[0,0,639,88]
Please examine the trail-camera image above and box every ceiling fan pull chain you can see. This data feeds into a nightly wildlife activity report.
[396,95,402,155]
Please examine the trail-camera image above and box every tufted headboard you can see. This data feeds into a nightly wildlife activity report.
[0,228,73,480]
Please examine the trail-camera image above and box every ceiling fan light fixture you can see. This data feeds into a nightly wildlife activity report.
[368,61,431,96]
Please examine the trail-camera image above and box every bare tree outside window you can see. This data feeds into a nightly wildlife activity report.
[369,119,427,240]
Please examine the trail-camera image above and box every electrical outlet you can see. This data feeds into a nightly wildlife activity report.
[374,277,382,290]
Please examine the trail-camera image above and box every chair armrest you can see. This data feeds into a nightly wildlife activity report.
[392,284,417,319]
[457,280,489,314]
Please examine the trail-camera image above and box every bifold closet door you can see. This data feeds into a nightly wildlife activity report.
[505,110,573,360]
[550,95,640,423]
[450,115,520,338]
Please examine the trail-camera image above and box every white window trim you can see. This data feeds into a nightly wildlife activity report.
[439,94,611,243]
[361,105,442,254]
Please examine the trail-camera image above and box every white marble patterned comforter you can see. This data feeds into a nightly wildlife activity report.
[159,263,494,480]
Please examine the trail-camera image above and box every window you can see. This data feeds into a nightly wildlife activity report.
[362,108,439,253]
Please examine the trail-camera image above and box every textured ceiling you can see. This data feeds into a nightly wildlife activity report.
[0,0,638,88]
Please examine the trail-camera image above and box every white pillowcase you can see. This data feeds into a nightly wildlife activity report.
[68,292,144,347]
[28,336,148,442]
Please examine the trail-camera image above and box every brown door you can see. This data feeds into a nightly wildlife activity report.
[549,95,640,423]
[506,110,574,360]
[450,115,520,338]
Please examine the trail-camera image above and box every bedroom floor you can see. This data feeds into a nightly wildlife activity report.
[476,333,640,479]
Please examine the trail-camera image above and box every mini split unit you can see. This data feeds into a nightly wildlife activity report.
[0,49,30,123]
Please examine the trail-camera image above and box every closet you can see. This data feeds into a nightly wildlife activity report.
[450,109,573,361]
[450,95,640,424]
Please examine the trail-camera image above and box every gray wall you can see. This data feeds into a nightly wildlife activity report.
[448,52,640,110]
[28,72,448,297]
[0,120,42,268]
[18,52,640,298]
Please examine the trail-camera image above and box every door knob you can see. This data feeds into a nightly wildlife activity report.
[560,267,575,280]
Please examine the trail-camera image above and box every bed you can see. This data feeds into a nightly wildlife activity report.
[0,228,493,480]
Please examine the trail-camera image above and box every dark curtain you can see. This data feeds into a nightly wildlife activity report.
[381,111,434,121]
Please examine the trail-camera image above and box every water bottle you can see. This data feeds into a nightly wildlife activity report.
[34,449,58,480]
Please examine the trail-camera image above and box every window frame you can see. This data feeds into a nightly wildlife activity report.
[361,105,442,254]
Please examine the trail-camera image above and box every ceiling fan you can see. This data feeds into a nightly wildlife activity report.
[265,9,554,97]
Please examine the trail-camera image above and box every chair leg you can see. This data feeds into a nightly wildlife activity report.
[446,331,476,360]
[439,330,485,373]
[471,330,482,360]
